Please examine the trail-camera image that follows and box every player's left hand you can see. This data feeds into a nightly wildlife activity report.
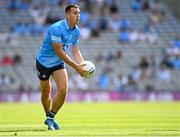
[75,64,89,77]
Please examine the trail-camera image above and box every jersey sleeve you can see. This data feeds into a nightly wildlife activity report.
[49,26,63,44]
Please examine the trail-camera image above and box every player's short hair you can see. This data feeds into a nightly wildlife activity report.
[65,4,79,14]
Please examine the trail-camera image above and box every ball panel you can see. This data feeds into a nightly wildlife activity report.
[82,60,96,78]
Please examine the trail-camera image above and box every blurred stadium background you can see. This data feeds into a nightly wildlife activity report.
[0,0,180,102]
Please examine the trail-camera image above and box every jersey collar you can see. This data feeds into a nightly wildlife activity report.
[65,19,77,30]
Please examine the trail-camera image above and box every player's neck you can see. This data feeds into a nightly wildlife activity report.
[67,19,76,29]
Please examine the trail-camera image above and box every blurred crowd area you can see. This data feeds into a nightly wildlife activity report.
[0,0,180,93]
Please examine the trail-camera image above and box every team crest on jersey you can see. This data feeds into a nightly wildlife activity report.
[74,35,78,40]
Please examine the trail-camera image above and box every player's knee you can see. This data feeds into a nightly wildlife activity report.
[58,86,68,94]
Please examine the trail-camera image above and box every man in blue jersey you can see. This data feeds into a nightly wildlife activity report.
[36,4,87,130]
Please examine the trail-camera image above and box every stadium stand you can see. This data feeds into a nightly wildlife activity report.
[0,0,179,93]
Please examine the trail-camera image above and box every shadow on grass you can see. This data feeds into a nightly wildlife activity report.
[0,129,46,133]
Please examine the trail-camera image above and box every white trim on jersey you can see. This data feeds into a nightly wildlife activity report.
[51,35,61,41]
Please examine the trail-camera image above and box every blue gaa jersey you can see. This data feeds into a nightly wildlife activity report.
[36,19,80,68]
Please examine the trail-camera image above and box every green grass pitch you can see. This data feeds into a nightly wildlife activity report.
[0,101,180,136]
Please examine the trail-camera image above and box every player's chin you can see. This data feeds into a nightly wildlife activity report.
[76,19,80,25]
[75,21,79,25]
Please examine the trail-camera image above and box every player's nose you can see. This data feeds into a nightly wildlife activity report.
[77,14,80,18]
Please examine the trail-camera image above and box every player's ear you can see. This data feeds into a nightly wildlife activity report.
[66,14,69,20]
[66,12,70,19]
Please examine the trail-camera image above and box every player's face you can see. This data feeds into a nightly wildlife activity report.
[68,7,80,25]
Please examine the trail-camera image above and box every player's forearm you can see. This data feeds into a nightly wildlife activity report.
[56,50,78,69]
[74,51,84,64]
[72,46,84,64]
[53,43,79,69]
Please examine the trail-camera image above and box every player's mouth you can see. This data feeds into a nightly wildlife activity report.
[76,18,80,24]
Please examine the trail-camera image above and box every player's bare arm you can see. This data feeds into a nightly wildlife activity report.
[53,42,86,76]
[72,45,84,64]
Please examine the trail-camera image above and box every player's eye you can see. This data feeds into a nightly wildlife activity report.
[74,11,80,15]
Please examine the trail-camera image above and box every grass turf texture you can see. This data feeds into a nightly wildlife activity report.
[0,101,180,137]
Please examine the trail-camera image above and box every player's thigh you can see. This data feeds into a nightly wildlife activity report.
[52,69,68,91]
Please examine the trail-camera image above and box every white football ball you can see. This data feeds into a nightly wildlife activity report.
[82,60,96,78]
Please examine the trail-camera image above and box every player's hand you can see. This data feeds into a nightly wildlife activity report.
[75,64,88,77]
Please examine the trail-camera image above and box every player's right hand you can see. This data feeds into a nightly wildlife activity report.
[75,64,88,77]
